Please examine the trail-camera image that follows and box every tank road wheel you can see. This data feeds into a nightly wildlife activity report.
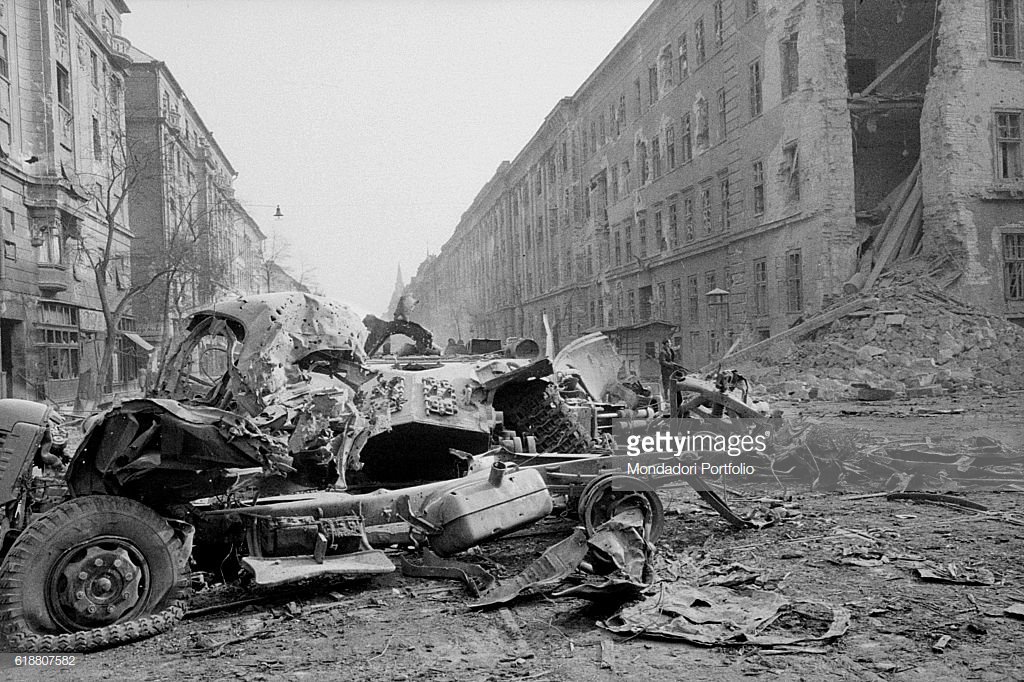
[577,474,666,542]
[0,496,191,652]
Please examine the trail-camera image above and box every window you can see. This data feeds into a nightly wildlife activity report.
[753,259,768,315]
[996,112,1023,180]
[652,135,662,178]
[681,113,693,163]
[784,141,801,202]
[610,165,619,204]
[619,94,627,131]
[695,19,706,65]
[786,250,803,312]
[638,140,648,185]
[628,290,636,322]
[696,96,709,150]
[3,240,14,260]
[654,209,664,250]
[625,222,633,260]
[782,33,799,97]
[990,0,1019,59]
[717,88,727,140]
[684,195,695,241]
[709,331,720,359]
[56,64,71,110]
[672,279,682,321]
[678,34,689,80]
[37,219,62,264]
[114,319,142,385]
[714,0,724,46]
[0,31,9,80]
[635,78,642,116]
[657,283,667,319]
[701,186,712,234]
[752,160,765,215]
[747,0,759,18]
[109,75,122,109]
[638,212,647,256]
[688,275,700,322]
[598,114,605,146]
[38,302,79,381]
[649,65,658,105]
[92,116,102,159]
[659,44,674,90]
[668,202,678,246]
[666,124,676,169]
[590,120,597,153]
[719,175,730,230]
[614,230,622,266]
[90,51,99,88]
[749,59,763,117]
[54,0,68,33]
[1005,234,1024,299]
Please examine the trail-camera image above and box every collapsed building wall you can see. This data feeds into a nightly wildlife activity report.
[919,0,1024,324]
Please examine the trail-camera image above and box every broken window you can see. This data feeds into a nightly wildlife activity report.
[657,282,667,318]
[610,165,619,204]
[621,159,631,195]
[717,87,727,140]
[668,201,678,246]
[684,195,695,241]
[786,250,803,312]
[714,0,724,46]
[990,0,1019,59]
[753,258,768,315]
[590,120,597,153]
[649,65,658,105]
[597,297,604,326]
[628,290,637,322]
[701,186,712,234]
[681,113,693,162]
[38,302,79,381]
[654,209,664,250]
[752,160,765,215]
[1005,233,1024,300]
[747,0,759,18]
[749,59,763,117]
[666,124,676,169]
[781,33,799,98]
[695,18,706,65]
[719,175,730,230]
[996,111,1023,180]
[625,222,633,260]
[696,96,709,150]
[678,34,689,80]
[614,230,622,266]
[688,275,700,322]
[783,141,801,202]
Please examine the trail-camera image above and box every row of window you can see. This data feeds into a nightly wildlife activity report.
[583,251,803,332]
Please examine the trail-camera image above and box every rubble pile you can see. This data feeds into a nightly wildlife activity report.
[742,275,1024,400]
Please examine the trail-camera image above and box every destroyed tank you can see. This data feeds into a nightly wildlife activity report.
[0,293,595,652]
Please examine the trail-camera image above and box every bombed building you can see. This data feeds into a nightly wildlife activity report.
[404,0,1024,378]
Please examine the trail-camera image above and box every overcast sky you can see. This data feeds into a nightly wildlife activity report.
[123,0,651,315]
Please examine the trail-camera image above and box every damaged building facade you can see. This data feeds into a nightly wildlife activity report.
[0,0,140,403]
[405,0,1024,377]
[125,50,267,350]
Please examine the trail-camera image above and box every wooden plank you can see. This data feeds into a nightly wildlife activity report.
[895,200,923,261]
[863,170,921,290]
[857,32,933,96]
[701,297,879,372]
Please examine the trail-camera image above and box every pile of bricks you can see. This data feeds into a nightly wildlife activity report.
[739,279,1024,400]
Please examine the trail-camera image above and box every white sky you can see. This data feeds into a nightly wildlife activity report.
[123,0,651,315]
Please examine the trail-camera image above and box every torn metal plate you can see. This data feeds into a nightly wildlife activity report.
[242,550,395,586]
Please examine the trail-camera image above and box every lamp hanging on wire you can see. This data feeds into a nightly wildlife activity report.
[274,205,283,219]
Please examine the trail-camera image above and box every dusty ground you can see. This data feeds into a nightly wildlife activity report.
[7,393,1024,682]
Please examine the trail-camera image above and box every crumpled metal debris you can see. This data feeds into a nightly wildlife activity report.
[599,584,850,647]
[913,562,996,586]
[469,508,655,609]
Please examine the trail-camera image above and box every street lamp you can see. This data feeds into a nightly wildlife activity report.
[705,287,730,362]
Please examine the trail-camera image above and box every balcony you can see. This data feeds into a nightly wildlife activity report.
[37,263,68,293]
[107,33,132,68]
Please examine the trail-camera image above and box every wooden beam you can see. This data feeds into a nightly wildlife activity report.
[857,31,933,97]
[864,176,921,289]
[700,297,879,372]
